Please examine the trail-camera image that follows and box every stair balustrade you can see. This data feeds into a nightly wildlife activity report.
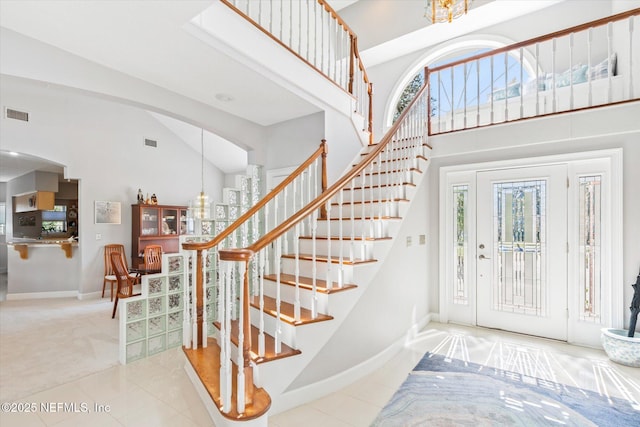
[181,141,328,415]
[185,80,431,418]
[427,8,640,135]
[222,0,373,143]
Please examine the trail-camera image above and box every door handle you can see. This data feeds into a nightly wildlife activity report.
[479,254,491,260]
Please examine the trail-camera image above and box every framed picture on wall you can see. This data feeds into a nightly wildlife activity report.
[95,201,121,224]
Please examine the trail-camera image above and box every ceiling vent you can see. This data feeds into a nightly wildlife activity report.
[6,108,29,122]
[144,138,158,148]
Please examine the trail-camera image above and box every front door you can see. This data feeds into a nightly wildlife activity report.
[476,165,568,340]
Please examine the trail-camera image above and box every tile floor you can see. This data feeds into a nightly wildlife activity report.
[1,287,638,427]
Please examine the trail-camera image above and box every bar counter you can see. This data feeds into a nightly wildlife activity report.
[6,238,80,299]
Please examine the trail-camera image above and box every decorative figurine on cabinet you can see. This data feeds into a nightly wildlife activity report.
[150,193,158,205]
[137,189,144,204]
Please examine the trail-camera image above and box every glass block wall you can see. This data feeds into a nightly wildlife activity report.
[119,253,187,364]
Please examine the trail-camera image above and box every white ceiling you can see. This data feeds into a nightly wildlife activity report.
[1,0,618,181]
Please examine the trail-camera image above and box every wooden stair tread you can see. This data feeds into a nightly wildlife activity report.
[354,154,429,164]
[250,295,333,325]
[263,273,357,294]
[183,339,271,421]
[360,167,422,175]
[213,321,302,364]
[319,216,402,221]
[330,198,409,205]
[299,235,392,241]
[281,253,377,265]
[342,182,416,190]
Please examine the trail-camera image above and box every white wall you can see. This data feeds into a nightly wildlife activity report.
[288,173,430,387]
[264,112,325,172]
[427,103,640,330]
[0,77,226,296]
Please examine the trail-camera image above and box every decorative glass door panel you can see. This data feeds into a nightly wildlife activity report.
[493,180,545,315]
[477,165,567,341]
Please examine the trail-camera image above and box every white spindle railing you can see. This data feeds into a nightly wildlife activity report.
[427,9,639,135]
[182,141,328,414]
[224,0,373,142]
[211,83,429,415]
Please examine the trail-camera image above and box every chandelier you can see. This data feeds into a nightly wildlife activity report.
[425,0,472,24]
[192,128,210,220]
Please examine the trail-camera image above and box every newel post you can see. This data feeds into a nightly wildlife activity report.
[219,248,255,411]
[320,139,328,219]
[348,35,355,94]
[195,249,204,346]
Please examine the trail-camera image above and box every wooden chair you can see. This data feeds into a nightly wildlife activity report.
[111,252,141,319]
[143,244,163,272]
[103,244,137,301]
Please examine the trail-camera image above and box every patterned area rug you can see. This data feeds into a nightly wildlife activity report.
[372,352,639,427]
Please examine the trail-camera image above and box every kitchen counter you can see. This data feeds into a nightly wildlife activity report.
[6,238,80,299]
[7,238,78,259]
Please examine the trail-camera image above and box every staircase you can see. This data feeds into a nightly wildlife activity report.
[176,1,432,425]
[181,81,431,425]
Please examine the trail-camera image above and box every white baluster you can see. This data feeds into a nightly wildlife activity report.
[326,199,332,290]
[202,249,208,347]
[220,260,231,412]
[183,250,193,347]
[607,22,613,103]
[294,220,301,321]
[476,59,480,126]
[258,250,265,357]
[275,235,282,353]
[630,17,635,99]
[338,189,344,288]
[236,259,246,414]
[349,178,355,263]
[552,38,557,112]
[569,34,574,110]
[191,250,198,349]
[311,200,318,319]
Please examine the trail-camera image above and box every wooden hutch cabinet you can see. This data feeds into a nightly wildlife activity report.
[131,204,191,268]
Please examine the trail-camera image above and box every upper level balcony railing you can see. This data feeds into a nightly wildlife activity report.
[222,0,373,143]
[427,8,640,135]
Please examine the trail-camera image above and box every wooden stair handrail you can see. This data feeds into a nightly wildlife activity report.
[182,140,328,252]
[428,8,640,74]
[219,80,428,262]
[220,0,374,143]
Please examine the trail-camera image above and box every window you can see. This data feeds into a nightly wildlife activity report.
[42,205,67,233]
[0,202,5,235]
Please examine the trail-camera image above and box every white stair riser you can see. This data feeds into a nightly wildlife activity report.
[281,258,354,284]
[362,144,427,158]
[298,238,374,260]
[261,278,330,314]
[354,157,419,171]
[338,185,414,203]
[328,201,400,219]
[351,170,416,187]
[249,306,297,349]
[315,218,399,237]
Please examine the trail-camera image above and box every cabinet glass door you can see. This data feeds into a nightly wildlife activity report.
[179,209,193,235]
[141,207,159,235]
[162,209,178,235]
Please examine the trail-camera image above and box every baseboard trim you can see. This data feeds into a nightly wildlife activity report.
[270,313,434,415]
[77,291,103,300]
[6,290,78,300]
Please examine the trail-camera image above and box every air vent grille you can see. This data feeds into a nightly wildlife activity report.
[144,138,158,148]
[6,108,29,122]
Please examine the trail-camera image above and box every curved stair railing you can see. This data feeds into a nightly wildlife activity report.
[222,0,373,143]
[182,77,432,418]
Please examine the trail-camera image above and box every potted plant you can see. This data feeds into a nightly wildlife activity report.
[601,269,640,367]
